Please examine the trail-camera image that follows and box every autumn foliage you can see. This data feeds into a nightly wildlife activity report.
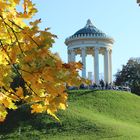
[0,0,84,122]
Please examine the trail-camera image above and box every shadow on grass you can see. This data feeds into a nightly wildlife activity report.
[0,90,100,136]
[0,106,99,136]
[0,106,33,134]
[0,106,68,135]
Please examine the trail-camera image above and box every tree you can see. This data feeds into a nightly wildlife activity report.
[115,58,140,95]
[0,0,86,122]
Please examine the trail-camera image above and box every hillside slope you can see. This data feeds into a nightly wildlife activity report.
[0,90,140,140]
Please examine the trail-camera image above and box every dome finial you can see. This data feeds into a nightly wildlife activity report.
[85,19,93,28]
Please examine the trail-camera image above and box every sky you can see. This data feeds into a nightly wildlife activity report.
[32,0,140,79]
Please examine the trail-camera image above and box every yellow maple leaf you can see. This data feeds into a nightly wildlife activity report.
[2,98,17,110]
[16,87,24,99]
[31,104,44,113]
[47,108,60,121]
[59,103,66,110]
[0,106,8,122]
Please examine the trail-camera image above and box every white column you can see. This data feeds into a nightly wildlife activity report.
[81,48,86,78]
[94,47,99,84]
[68,50,71,62]
[71,49,76,62]
[104,54,106,82]
[104,48,110,84]
[109,50,112,83]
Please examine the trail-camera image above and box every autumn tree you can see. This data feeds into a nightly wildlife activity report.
[0,0,85,122]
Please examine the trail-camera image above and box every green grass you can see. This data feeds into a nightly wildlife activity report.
[0,90,140,140]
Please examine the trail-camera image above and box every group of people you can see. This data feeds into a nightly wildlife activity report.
[88,79,113,90]
[78,79,131,92]
[67,79,131,92]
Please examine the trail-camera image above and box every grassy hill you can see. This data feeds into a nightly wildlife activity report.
[0,90,140,140]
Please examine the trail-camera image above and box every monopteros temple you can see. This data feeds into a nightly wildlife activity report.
[65,19,114,84]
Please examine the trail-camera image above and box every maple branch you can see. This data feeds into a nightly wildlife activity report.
[0,40,13,63]
[8,20,55,59]
[0,15,24,55]
[1,87,21,100]
[3,22,13,43]
[0,40,39,97]
[9,19,40,46]
[19,68,42,74]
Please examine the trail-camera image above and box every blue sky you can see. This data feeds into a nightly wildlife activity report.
[32,0,140,78]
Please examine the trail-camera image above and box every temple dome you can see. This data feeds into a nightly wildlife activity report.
[65,19,114,45]
[73,19,107,37]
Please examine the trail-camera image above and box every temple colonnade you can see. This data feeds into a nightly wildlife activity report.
[68,47,112,84]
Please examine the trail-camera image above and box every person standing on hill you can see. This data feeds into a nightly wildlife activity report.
[100,79,105,90]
